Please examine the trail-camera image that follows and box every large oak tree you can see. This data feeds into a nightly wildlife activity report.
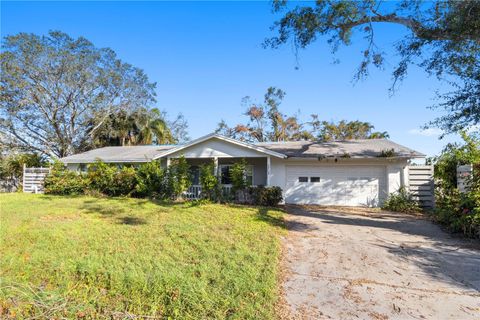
[1,31,156,157]
[266,0,480,135]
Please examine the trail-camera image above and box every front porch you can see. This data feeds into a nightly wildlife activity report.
[177,157,271,200]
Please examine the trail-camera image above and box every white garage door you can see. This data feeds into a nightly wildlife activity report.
[285,165,385,206]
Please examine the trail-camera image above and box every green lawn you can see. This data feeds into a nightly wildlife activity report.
[0,194,285,319]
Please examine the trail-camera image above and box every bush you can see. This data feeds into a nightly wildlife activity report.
[230,158,250,192]
[165,156,191,200]
[134,161,165,197]
[113,166,137,196]
[199,161,219,201]
[86,161,116,194]
[382,187,421,213]
[433,170,480,238]
[44,162,87,195]
[43,158,286,207]
[233,186,283,206]
[432,132,480,190]
[86,161,136,196]
[43,159,192,200]
[430,132,480,238]
[250,186,283,206]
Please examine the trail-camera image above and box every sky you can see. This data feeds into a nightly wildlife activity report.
[1,1,466,157]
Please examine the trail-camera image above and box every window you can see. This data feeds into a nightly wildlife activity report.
[79,164,87,172]
[189,166,200,185]
[220,165,232,185]
[298,177,308,183]
[220,164,254,185]
[245,165,253,185]
[310,177,320,183]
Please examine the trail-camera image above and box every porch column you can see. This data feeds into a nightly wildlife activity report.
[213,156,219,178]
[166,157,171,167]
[266,156,271,186]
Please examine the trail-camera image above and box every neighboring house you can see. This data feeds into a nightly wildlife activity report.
[60,133,424,206]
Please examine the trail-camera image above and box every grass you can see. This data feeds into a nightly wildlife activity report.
[0,193,285,319]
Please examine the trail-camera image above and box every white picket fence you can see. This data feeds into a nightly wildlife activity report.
[184,184,233,200]
[23,165,50,193]
[407,165,435,209]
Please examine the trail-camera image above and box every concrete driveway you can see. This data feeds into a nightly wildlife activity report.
[279,206,480,320]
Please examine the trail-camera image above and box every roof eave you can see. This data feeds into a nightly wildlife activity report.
[153,133,287,159]
[286,154,425,160]
[60,159,153,164]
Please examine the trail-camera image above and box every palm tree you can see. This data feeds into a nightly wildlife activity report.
[136,108,174,144]
[90,107,175,147]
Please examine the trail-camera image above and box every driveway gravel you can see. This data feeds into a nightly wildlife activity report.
[280,206,480,320]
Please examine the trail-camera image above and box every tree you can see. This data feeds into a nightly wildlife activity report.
[266,1,480,135]
[0,152,47,188]
[316,120,389,141]
[216,87,388,142]
[432,131,480,190]
[90,107,175,147]
[163,111,190,143]
[216,87,305,142]
[0,31,156,157]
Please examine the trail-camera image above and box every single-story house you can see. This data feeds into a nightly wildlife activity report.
[60,133,424,206]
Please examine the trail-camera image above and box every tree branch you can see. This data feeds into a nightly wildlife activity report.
[339,13,474,42]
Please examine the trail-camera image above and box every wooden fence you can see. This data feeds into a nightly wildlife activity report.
[23,165,50,193]
[407,165,435,209]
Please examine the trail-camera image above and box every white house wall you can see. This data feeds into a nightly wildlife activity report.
[269,158,408,206]
[67,163,80,171]
[386,162,408,195]
[270,157,287,190]
[166,138,270,158]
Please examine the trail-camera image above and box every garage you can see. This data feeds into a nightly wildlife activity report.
[285,165,386,206]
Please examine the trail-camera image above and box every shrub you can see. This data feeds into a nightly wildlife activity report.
[134,161,165,197]
[249,186,283,207]
[232,186,283,206]
[44,162,86,195]
[382,187,421,213]
[113,166,137,196]
[430,132,480,238]
[199,161,219,201]
[165,156,191,199]
[230,158,250,192]
[433,169,480,238]
[86,161,116,195]
[86,161,136,196]
[432,132,480,190]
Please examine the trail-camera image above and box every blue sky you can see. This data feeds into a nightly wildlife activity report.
[1,1,463,157]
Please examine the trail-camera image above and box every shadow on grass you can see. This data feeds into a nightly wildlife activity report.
[50,193,289,229]
[255,207,287,230]
[117,216,147,225]
[80,204,126,216]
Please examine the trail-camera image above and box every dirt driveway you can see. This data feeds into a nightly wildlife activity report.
[280,206,480,320]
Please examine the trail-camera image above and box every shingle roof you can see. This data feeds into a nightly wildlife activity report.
[60,145,175,163]
[256,139,425,158]
[60,137,424,163]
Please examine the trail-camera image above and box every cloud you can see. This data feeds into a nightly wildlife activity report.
[408,128,443,137]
